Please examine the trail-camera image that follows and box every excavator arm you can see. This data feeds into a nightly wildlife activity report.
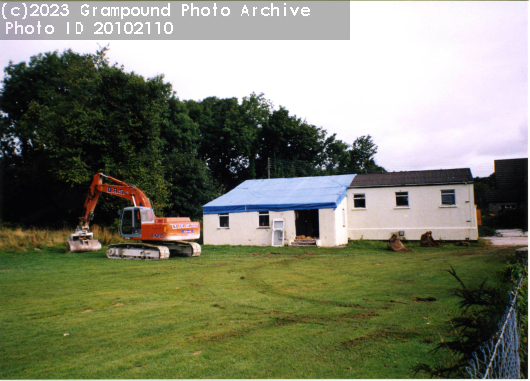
[79,173,152,230]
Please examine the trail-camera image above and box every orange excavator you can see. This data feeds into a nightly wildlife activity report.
[66,173,201,260]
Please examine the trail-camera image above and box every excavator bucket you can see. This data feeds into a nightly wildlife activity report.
[420,231,442,247]
[66,230,102,252]
[387,234,412,252]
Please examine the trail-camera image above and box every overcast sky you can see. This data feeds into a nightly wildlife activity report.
[0,2,527,177]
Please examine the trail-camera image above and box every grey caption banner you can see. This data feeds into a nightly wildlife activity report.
[0,1,350,40]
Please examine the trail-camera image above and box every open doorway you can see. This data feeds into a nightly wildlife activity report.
[295,209,319,238]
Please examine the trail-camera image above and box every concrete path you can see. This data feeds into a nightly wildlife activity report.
[483,229,528,246]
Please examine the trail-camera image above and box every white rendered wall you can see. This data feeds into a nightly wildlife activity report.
[347,184,478,241]
[203,210,297,246]
[203,203,349,247]
[318,197,348,247]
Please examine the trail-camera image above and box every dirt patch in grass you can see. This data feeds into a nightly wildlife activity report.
[413,297,437,302]
[292,255,312,260]
[192,328,245,343]
[450,248,507,257]
[362,298,407,304]
[264,309,281,315]
[319,300,362,308]
[82,309,94,313]
[271,309,378,327]
[352,310,379,319]
[343,326,423,348]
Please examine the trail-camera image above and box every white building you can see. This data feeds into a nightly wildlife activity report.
[347,169,478,241]
[202,175,354,247]
[202,169,478,247]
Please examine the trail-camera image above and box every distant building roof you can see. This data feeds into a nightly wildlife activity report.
[492,158,528,192]
[349,168,473,188]
[203,174,356,215]
[486,158,528,204]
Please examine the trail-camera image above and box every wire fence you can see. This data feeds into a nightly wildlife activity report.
[266,158,386,179]
[466,266,526,379]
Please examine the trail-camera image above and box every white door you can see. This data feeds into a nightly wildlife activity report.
[272,219,285,246]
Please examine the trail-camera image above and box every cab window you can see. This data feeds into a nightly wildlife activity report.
[121,210,133,235]
[141,208,155,222]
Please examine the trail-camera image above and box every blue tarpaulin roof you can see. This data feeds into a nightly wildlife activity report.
[203,174,356,215]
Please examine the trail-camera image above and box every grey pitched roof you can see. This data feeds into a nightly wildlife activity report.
[349,168,473,188]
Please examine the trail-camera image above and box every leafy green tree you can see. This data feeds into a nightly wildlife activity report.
[187,94,271,192]
[257,106,326,178]
[0,49,215,227]
[349,135,386,174]
[162,97,217,220]
[473,174,495,210]
[320,134,351,174]
[239,92,272,179]
[0,50,109,225]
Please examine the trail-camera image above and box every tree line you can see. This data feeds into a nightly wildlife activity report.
[0,48,385,227]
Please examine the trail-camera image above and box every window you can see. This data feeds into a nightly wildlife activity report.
[140,208,154,223]
[133,208,142,235]
[219,214,229,228]
[354,194,366,208]
[121,210,133,235]
[258,211,270,227]
[396,192,409,207]
[441,189,456,205]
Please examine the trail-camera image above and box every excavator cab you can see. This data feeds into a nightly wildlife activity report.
[119,207,154,238]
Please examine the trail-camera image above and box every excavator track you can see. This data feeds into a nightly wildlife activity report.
[106,243,170,261]
[171,241,201,257]
[141,240,201,257]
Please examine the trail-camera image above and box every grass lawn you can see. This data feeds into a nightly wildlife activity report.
[0,240,516,379]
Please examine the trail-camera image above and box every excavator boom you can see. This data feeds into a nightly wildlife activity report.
[80,173,151,230]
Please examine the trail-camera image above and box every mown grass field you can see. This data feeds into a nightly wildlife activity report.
[0,236,517,379]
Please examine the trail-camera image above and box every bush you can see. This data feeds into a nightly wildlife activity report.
[413,260,525,378]
[482,208,528,231]
[479,226,498,237]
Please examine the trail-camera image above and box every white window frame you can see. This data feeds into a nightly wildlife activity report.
[441,189,456,205]
[353,193,366,209]
[258,211,270,228]
[395,191,409,207]
[219,213,229,228]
